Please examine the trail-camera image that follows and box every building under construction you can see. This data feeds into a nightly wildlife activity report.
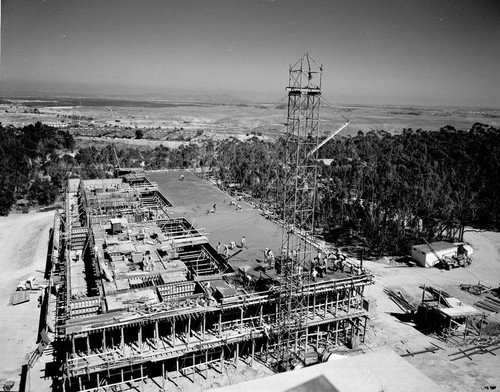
[46,55,374,391]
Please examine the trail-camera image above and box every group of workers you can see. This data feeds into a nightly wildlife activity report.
[217,236,247,258]
[256,246,355,281]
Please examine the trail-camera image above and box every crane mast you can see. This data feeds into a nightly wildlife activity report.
[276,53,323,367]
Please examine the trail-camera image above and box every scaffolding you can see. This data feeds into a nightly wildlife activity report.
[277,53,323,367]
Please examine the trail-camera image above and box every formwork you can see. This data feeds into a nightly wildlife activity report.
[49,175,373,391]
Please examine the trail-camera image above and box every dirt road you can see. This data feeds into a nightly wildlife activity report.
[0,211,54,383]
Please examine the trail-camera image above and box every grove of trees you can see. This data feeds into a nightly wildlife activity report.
[1,121,498,257]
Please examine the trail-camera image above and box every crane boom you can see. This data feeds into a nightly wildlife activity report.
[307,121,349,158]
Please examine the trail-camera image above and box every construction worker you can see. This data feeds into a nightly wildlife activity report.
[263,248,269,266]
[229,240,236,250]
[224,244,230,257]
[216,242,222,254]
[241,236,247,248]
[267,249,275,269]
[312,268,319,282]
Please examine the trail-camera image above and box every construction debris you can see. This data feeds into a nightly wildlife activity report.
[474,295,500,313]
[460,281,493,296]
[383,288,417,313]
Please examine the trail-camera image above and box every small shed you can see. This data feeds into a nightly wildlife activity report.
[109,218,123,235]
[411,241,458,268]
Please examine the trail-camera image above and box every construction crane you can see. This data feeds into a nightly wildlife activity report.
[276,53,323,369]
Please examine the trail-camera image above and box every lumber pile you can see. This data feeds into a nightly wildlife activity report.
[384,288,417,313]
[474,295,500,313]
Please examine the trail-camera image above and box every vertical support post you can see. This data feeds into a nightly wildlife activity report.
[220,350,224,373]
[177,357,180,384]
[121,327,125,356]
[347,283,352,313]
[251,339,255,367]
[304,325,309,360]
[363,317,368,343]
[102,329,106,352]
[218,313,222,336]
[192,352,195,382]
[312,288,316,320]
[71,335,75,354]
[202,313,206,340]
[161,361,165,390]
[86,334,90,354]
[240,307,244,327]
[324,292,328,318]
[172,319,176,347]
[155,320,159,349]
[316,325,320,350]
[259,303,263,326]
[235,343,239,368]
[78,376,82,391]
[335,287,339,316]
[421,284,426,304]
[187,315,191,345]
[140,363,144,392]
[138,324,143,353]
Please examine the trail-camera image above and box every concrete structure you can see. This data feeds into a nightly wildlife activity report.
[411,241,473,268]
[43,172,374,391]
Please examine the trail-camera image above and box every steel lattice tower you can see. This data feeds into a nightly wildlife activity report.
[277,53,322,367]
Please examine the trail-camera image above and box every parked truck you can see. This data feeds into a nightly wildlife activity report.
[16,276,47,291]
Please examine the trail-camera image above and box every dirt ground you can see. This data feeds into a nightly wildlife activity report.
[0,210,55,387]
[362,230,500,391]
[2,100,499,139]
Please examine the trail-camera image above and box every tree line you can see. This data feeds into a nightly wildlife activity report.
[1,121,498,257]
[0,122,75,215]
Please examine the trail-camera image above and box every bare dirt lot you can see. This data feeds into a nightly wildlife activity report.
[0,211,54,386]
[362,230,500,391]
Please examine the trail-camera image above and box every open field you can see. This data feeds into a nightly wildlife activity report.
[1,97,499,143]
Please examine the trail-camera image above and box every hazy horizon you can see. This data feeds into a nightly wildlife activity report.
[1,0,499,108]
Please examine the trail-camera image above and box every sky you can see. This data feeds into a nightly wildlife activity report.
[0,0,499,107]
